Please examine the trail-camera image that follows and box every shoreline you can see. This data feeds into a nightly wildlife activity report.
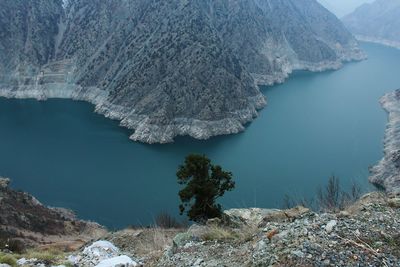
[369,90,400,196]
[0,49,365,144]
[356,35,400,50]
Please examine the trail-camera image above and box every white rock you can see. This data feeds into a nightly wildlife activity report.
[83,241,119,255]
[224,208,280,226]
[82,240,120,262]
[69,240,123,266]
[16,258,27,265]
[95,255,138,267]
[355,229,361,236]
[325,220,337,233]
[0,177,10,188]
[67,255,80,264]
[0,264,12,267]
[291,250,305,258]
[193,258,204,266]
[16,258,40,266]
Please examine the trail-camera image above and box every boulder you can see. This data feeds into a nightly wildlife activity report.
[259,206,310,227]
[69,240,139,267]
[224,208,281,227]
[387,198,400,208]
[325,220,337,233]
[95,255,138,267]
[0,178,10,189]
[82,240,119,258]
[172,232,193,247]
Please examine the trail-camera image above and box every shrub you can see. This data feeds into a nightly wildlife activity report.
[317,175,341,211]
[317,176,363,211]
[155,212,186,229]
[177,154,235,223]
[283,176,364,212]
[0,235,25,254]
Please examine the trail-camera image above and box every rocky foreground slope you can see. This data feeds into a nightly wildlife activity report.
[343,0,400,49]
[1,178,399,266]
[155,193,400,266]
[0,0,364,143]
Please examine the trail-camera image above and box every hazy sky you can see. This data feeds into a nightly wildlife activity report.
[318,0,375,17]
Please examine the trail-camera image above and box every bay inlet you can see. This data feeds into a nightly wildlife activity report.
[1,43,400,228]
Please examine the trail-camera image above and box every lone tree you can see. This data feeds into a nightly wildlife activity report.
[177,154,235,222]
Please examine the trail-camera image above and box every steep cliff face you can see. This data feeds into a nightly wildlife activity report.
[343,0,400,49]
[208,0,364,85]
[0,0,364,143]
[0,0,63,83]
[370,90,400,196]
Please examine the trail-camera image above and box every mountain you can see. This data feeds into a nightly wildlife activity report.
[317,0,375,18]
[0,0,364,143]
[343,0,400,49]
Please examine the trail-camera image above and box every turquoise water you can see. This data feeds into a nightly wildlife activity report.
[1,43,400,228]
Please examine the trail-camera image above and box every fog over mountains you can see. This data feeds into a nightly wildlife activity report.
[318,0,374,17]
[343,0,400,49]
[0,0,364,143]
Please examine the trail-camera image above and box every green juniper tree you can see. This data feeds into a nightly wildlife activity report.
[177,154,235,223]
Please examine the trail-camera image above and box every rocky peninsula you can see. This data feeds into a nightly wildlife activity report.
[0,0,365,143]
[370,90,400,196]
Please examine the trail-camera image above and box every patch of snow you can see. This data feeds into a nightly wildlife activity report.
[95,255,138,267]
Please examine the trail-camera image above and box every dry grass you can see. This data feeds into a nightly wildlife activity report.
[201,226,238,241]
[0,253,17,267]
[134,227,182,265]
[144,229,172,265]
[237,224,259,243]
[147,227,175,252]
[108,227,184,266]
[0,247,67,267]
[23,247,65,262]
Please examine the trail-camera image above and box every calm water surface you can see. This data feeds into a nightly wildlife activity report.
[1,43,400,228]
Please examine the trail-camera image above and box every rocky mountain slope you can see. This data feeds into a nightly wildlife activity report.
[370,90,400,196]
[343,0,400,49]
[0,0,364,143]
[0,178,106,251]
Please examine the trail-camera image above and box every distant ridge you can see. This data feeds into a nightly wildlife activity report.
[343,0,400,49]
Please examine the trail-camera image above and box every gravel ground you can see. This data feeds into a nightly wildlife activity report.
[157,192,400,267]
